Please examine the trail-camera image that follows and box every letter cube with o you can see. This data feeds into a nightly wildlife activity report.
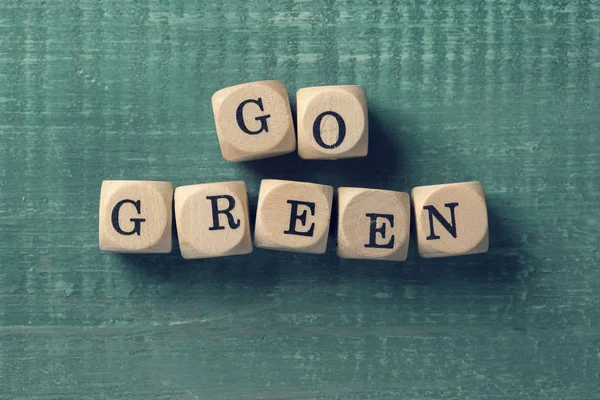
[296,85,368,160]
[254,179,333,254]
[337,187,411,261]
[412,181,489,258]
[174,181,253,259]
[99,180,173,253]
[211,80,296,162]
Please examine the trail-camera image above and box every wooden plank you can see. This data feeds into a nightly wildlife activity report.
[1,0,599,399]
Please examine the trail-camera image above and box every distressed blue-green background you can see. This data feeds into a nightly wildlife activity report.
[1,1,599,399]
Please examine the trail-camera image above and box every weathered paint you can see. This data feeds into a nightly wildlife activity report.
[0,0,599,399]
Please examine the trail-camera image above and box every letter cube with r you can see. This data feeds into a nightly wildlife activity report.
[174,181,252,259]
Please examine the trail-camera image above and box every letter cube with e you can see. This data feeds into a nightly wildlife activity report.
[412,181,489,258]
[174,181,252,259]
[337,187,411,261]
[254,179,333,254]
[296,85,368,160]
[99,180,173,253]
[211,80,296,162]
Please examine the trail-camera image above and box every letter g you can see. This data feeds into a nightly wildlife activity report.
[236,98,271,135]
[111,199,146,236]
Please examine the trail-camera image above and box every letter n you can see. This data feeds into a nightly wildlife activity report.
[423,202,459,240]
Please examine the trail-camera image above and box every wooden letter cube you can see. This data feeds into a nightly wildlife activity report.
[296,85,368,160]
[211,80,296,161]
[174,181,252,259]
[337,187,411,261]
[99,180,173,253]
[412,181,489,258]
[254,179,333,254]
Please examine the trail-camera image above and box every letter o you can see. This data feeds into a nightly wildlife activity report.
[312,111,346,149]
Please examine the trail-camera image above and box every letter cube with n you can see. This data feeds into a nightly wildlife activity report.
[337,187,411,261]
[296,85,368,160]
[174,181,252,259]
[211,80,296,161]
[412,181,489,258]
[99,180,173,253]
[254,179,333,254]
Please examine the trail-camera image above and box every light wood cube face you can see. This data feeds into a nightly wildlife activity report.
[337,187,411,261]
[254,179,334,254]
[211,80,296,162]
[174,181,252,259]
[99,180,173,253]
[296,85,368,160]
[412,181,489,258]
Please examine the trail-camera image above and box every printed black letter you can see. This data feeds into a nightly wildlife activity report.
[206,195,241,231]
[364,213,395,249]
[423,202,459,240]
[235,98,271,135]
[111,199,146,236]
[312,111,346,149]
[284,200,315,237]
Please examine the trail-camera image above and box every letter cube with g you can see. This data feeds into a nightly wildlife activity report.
[211,80,297,161]
[296,85,368,160]
[99,180,173,253]
[412,181,489,258]
[337,187,411,261]
[174,181,253,259]
[254,179,333,254]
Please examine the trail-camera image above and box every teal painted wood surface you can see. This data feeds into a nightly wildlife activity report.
[1,1,599,399]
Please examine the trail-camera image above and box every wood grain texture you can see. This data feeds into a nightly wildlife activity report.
[297,85,368,159]
[212,80,296,161]
[337,187,410,261]
[174,181,253,259]
[254,179,334,254]
[99,180,173,253]
[0,0,599,399]
[412,181,489,258]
